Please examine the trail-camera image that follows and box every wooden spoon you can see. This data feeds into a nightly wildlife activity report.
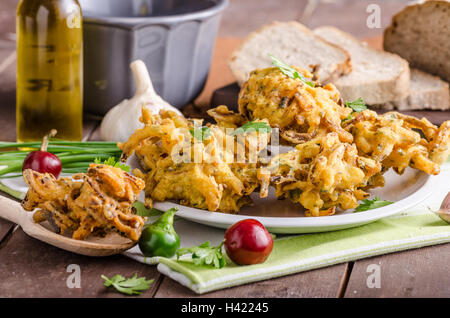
[0,195,136,256]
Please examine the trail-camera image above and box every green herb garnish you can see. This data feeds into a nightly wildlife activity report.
[345,97,367,112]
[101,274,154,296]
[341,113,353,123]
[94,156,130,172]
[133,201,164,217]
[232,121,272,135]
[190,126,211,141]
[176,241,226,269]
[269,54,315,87]
[354,196,394,212]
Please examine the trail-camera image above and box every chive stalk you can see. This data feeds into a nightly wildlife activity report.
[0,140,123,178]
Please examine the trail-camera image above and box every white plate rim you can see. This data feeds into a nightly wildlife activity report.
[153,173,435,231]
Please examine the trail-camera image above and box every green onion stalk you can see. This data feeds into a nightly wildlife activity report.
[0,140,122,178]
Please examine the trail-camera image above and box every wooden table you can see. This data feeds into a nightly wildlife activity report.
[1,0,449,298]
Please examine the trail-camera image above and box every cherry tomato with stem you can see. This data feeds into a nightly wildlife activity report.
[224,219,273,265]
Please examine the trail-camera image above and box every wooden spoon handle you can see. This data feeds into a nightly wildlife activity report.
[0,195,27,226]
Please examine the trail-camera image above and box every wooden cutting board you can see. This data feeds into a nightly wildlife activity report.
[199,36,450,125]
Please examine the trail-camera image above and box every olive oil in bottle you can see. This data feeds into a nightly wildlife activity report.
[16,0,83,142]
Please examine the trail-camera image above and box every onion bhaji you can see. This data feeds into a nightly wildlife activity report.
[343,110,450,175]
[235,67,353,144]
[258,133,383,217]
[22,164,145,241]
[115,65,449,218]
[119,108,271,213]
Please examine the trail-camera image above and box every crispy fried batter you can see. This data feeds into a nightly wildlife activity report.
[343,110,450,175]
[22,164,145,241]
[259,133,382,216]
[206,105,247,129]
[118,66,449,218]
[235,67,353,144]
[119,108,270,213]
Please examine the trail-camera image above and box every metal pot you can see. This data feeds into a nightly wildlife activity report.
[79,0,228,115]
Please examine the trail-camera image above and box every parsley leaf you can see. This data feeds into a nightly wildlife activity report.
[354,196,394,212]
[341,113,353,123]
[101,274,154,295]
[345,97,367,112]
[176,241,226,269]
[190,126,211,141]
[94,157,130,172]
[269,54,315,87]
[232,121,272,135]
[133,201,164,217]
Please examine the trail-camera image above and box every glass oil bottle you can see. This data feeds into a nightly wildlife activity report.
[16,0,83,141]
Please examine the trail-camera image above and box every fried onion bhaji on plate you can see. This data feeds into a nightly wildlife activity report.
[224,66,353,144]
[342,110,450,175]
[21,164,145,241]
[258,133,382,217]
[119,108,271,213]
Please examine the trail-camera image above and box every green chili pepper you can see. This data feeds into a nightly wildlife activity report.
[138,208,180,258]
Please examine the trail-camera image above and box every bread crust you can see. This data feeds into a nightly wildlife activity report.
[384,0,450,82]
[375,69,450,110]
[228,21,352,85]
[315,26,410,105]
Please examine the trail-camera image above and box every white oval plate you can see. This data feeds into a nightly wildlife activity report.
[152,167,434,234]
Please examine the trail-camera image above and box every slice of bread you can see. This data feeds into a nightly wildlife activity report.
[228,21,352,86]
[375,69,450,111]
[384,0,450,83]
[314,26,410,105]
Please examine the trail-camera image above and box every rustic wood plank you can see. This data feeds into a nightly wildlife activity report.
[344,244,450,298]
[0,192,19,243]
[155,263,348,298]
[0,229,160,297]
[0,220,14,243]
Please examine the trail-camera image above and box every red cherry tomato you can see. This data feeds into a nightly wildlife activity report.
[224,219,273,265]
[22,129,62,178]
[23,151,62,178]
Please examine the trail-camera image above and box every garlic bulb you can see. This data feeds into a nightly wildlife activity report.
[436,192,450,224]
[100,60,183,142]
